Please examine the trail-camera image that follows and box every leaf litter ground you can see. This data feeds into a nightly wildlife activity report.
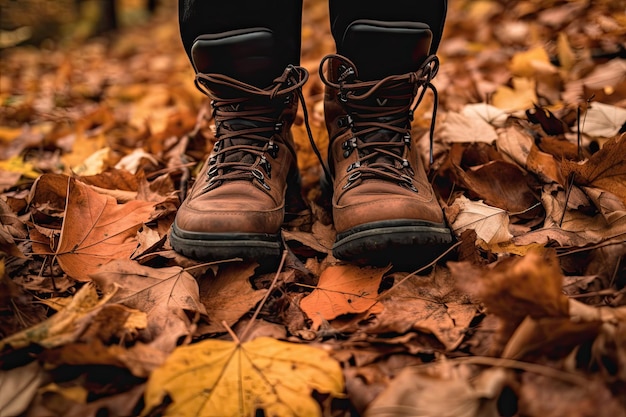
[1,0,626,416]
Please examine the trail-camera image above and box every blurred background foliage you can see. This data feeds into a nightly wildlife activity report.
[0,0,176,48]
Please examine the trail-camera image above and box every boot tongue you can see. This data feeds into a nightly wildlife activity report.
[339,20,433,81]
[219,110,275,166]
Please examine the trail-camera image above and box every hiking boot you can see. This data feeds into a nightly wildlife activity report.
[320,20,452,264]
[171,28,308,261]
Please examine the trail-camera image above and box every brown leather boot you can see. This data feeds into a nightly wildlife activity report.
[171,29,308,261]
[320,20,452,264]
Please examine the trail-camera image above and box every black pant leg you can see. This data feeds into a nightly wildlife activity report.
[328,0,447,54]
[178,0,303,66]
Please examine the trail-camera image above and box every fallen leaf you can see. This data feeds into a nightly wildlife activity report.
[0,198,27,257]
[518,373,626,417]
[581,103,626,137]
[461,103,509,127]
[501,315,600,360]
[453,251,569,321]
[34,383,145,417]
[496,125,533,168]
[367,267,476,350]
[0,361,44,417]
[365,365,507,417]
[454,160,540,215]
[40,340,166,378]
[492,77,538,113]
[582,59,626,93]
[527,143,564,184]
[198,262,267,333]
[31,175,155,281]
[0,283,113,351]
[447,195,513,244]
[143,337,345,417]
[441,111,498,144]
[562,133,626,205]
[300,264,389,329]
[91,259,206,352]
[510,46,553,78]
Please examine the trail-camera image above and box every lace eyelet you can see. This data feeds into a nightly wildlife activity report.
[260,156,272,177]
[346,161,361,172]
[268,141,279,158]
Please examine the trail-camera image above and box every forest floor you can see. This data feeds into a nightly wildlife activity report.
[1,0,626,416]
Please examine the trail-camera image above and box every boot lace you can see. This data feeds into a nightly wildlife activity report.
[194,65,316,193]
[318,54,439,191]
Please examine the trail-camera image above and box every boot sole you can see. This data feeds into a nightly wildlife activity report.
[170,223,282,261]
[333,219,453,267]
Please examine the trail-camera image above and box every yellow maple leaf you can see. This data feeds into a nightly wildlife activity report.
[143,337,345,417]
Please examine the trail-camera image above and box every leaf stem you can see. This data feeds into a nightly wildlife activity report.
[239,250,288,342]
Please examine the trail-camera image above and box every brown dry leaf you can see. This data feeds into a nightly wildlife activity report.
[143,337,345,417]
[198,262,267,333]
[501,315,601,360]
[91,259,206,352]
[40,340,166,378]
[300,264,389,329]
[496,124,533,168]
[0,283,113,351]
[32,383,145,417]
[518,373,626,417]
[31,175,155,281]
[453,250,569,322]
[0,198,27,257]
[527,143,564,184]
[365,365,507,417]
[454,160,540,215]
[366,267,476,351]
[557,196,626,242]
[562,133,626,205]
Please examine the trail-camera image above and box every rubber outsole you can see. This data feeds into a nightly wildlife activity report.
[333,219,453,267]
[170,222,282,262]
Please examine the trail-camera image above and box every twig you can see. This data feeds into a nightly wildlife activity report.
[559,172,575,228]
[448,356,589,386]
[222,320,241,344]
[183,258,242,273]
[238,250,288,342]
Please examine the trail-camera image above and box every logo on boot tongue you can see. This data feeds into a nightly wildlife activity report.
[376,98,388,106]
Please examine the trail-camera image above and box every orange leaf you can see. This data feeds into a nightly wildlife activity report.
[300,264,390,329]
[50,176,154,281]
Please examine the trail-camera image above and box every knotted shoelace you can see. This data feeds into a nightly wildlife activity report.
[317,54,440,191]
[194,65,323,192]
